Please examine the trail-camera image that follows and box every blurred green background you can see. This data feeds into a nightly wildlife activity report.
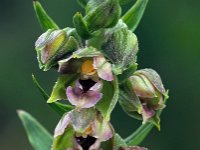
[0,0,199,149]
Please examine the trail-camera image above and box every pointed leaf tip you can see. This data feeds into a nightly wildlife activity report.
[33,0,59,30]
[17,109,25,116]
[32,74,74,116]
[18,110,53,150]
[76,0,88,8]
[122,0,149,32]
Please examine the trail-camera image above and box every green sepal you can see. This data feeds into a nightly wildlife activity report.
[96,77,119,121]
[32,74,73,116]
[84,0,121,32]
[113,134,127,150]
[70,108,96,134]
[135,68,166,95]
[118,63,138,84]
[122,0,149,32]
[17,110,53,150]
[52,125,75,150]
[148,113,160,130]
[33,0,59,31]
[63,27,83,47]
[73,12,91,39]
[72,46,101,58]
[125,92,169,146]
[47,75,78,103]
[119,80,143,123]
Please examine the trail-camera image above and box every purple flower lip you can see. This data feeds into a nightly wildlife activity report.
[66,79,103,108]
[141,103,156,122]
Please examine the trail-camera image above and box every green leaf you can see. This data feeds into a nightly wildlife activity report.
[76,0,88,8]
[47,75,78,103]
[122,0,149,32]
[32,74,73,116]
[33,0,59,31]
[17,110,53,150]
[96,77,119,121]
[125,92,169,146]
[113,134,127,150]
[118,63,138,84]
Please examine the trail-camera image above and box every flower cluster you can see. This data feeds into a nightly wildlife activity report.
[28,0,169,150]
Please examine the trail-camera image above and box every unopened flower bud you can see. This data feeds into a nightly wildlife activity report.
[35,28,80,71]
[88,20,139,75]
[84,0,121,32]
[119,69,167,128]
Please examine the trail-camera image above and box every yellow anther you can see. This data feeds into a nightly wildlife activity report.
[73,53,79,58]
[82,126,93,138]
[81,60,96,75]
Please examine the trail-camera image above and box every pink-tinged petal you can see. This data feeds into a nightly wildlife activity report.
[93,56,114,81]
[89,80,103,91]
[93,56,105,68]
[54,113,71,137]
[66,86,82,106]
[91,117,113,142]
[66,86,103,108]
[82,91,103,108]
[97,62,114,81]
[142,104,156,122]
[120,146,148,150]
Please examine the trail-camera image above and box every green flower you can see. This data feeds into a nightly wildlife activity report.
[119,69,167,127]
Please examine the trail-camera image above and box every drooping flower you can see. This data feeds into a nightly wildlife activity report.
[52,108,113,150]
[58,47,114,81]
[66,79,103,108]
[119,69,167,127]
[35,28,81,71]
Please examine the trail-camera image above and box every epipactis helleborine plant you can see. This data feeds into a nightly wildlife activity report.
[18,0,169,150]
